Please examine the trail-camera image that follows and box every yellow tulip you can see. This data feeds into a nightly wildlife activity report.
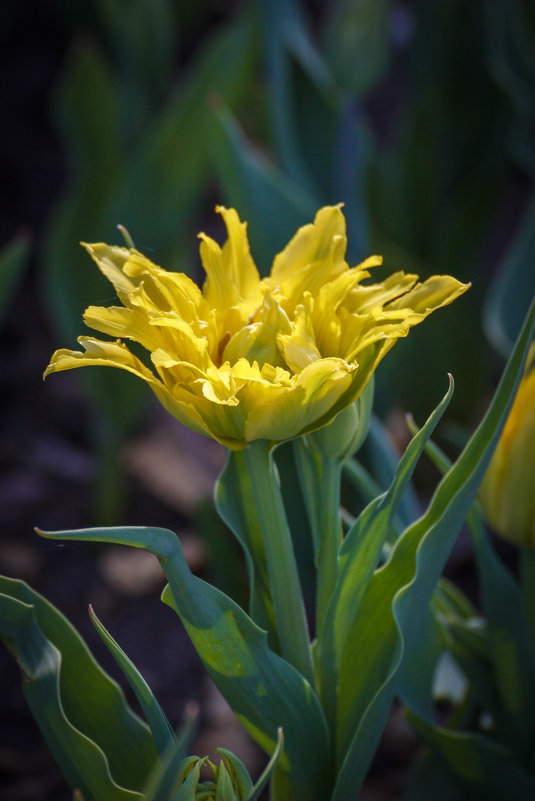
[45,205,469,449]
[480,343,535,548]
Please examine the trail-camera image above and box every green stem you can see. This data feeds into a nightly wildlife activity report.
[244,440,314,685]
[316,457,342,638]
[520,547,535,646]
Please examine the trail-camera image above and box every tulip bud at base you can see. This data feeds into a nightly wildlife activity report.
[306,376,374,462]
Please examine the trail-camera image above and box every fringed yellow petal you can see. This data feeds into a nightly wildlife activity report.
[199,206,261,311]
[44,337,159,384]
[386,274,470,316]
[344,271,420,314]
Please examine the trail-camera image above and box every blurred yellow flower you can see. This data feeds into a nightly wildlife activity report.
[45,205,469,449]
[480,342,535,548]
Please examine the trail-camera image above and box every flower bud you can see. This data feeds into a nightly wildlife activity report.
[177,749,253,800]
[479,343,535,548]
[306,376,374,461]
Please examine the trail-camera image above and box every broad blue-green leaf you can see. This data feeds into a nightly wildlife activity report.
[0,576,158,801]
[408,410,535,760]
[89,605,175,757]
[37,527,331,801]
[397,603,446,722]
[406,711,535,800]
[409,422,535,760]
[331,298,535,800]
[0,232,30,325]
[484,193,535,357]
[399,574,476,721]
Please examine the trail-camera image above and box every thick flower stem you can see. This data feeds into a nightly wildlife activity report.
[244,440,314,686]
[316,457,342,638]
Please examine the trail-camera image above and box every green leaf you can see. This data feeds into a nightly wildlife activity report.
[0,576,158,801]
[315,376,454,720]
[215,749,253,800]
[366,415,420,528]
[408,411,535,756]
[247,727,284,801]
[406,711,535,800]
[89,605,175,757]
[397,603,446,722]
[331,298,535,800]
[37,527,332,801]
[484,192,535,357]
[142,729,198,801]
[0,232,30,325]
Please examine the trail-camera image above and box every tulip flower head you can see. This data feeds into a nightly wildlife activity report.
[45,206,469,449]
[480,342,535,548]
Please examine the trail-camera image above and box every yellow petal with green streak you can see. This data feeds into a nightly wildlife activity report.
[386,274,470,316]
[277,302,322,372]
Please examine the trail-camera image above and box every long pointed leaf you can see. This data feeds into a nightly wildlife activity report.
[0,577,158,800]
[37,527,332,801]
[407,417,535,758]
[332,298,535,799]
[406,711,535,800]
[89,605,175,757]
[315,376,453,712]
